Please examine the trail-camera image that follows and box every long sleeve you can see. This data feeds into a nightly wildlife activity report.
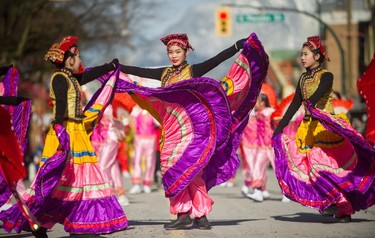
[119,44,238,80]
[0,96,22,106]
[273,80,303,136]
[191,44,238,77]
[273,72,334,136]
[52,75,68,124]
[75,63,116,85]
[119,65,165,80]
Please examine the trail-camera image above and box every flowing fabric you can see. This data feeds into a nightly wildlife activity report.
[357,53,375,144]
[115,77,231,198]
[0,67,35,229]
[272,93,304,140]
[273,100,375,214]
[1,67,32,154]
[0,107,26,204]
[106,33,269,198]
[0,69,128,234]
[205,33,269,191]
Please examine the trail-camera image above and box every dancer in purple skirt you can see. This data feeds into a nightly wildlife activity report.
[272,36,375,223]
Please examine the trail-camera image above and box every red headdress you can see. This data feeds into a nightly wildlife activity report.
[44,36,79,64]
[304,35,330,62]
[160,33,194,51]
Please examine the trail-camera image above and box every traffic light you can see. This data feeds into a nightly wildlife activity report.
[215,7,232,36]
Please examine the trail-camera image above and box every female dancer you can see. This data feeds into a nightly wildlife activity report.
[128,105,158,194]
[0,65,40,231]
[242,93,275,202]
[272,36,375,223]
[0,65,29,208]
[0,65,30,201]
[118,33,268,230]
[91,104,130,206]
[0,36,128,237]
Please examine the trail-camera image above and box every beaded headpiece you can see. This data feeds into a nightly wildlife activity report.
[160,33,194,51]
[304,36,330,62]
[44,36,79,64]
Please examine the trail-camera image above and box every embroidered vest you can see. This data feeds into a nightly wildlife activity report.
[49,70,84,122]
[160,62,193,87]
[300,67,334,117]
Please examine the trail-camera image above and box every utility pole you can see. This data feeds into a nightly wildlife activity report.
[315,0,324,36]
[347,0,353,98]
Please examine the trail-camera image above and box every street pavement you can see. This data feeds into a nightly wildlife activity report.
[1,168,374,238]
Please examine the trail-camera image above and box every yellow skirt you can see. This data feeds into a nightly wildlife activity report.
[296,113,348,153]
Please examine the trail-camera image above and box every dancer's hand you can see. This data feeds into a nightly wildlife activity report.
[0,64,13,76]
[235,38,247,51]
[111,58,119,69]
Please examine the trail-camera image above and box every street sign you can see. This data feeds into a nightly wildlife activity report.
[236,13,285,23]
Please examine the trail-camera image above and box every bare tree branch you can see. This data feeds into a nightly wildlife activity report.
[0,0,155,82]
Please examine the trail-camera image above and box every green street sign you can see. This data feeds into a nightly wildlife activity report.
[236,13,285,23]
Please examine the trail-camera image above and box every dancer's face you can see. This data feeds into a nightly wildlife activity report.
[300,46,320,69]
[167,45,189,67]
[254,96,264,111]
[65,52,82,73]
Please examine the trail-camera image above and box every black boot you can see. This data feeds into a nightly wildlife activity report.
[31,226,48,238]
[164,212,193,230]
[337,214,351,223]
[194,215,212,230]
[320,204,338,217]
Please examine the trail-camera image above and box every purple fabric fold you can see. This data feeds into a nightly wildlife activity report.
[0,172,12,207]
[2,67,18,98]
[0,124,71,233]
[203,32,269,190]
[116,77,231,197]
[10,100,32,154]
[272,101,375,212]
[307,101,375,211]
[2,67,32,155]
[34,124,70,200]
[0,67,36,231]
[0,68,127,233]
[114,32,269,197]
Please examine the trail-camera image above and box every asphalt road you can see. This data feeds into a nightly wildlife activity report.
[1,168,374,238]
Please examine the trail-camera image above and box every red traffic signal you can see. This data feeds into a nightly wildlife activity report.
[220,12,228,19]
[216,7,232,36]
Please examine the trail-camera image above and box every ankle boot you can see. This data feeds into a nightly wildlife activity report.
[31,226,48,238]
[336,214,351,223]
[194,215,212,230]
[320,204,338,217]
[164,212,193,230]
